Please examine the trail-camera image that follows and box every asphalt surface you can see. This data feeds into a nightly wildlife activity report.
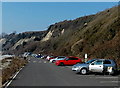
[8,57,119,87]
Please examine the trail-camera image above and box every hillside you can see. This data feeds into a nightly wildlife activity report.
[1,6,120,66]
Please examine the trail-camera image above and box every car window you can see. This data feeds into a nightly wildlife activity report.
[103,60,111,64]
[94,60,103,65]
[66,58,69,60]
[86,59,96,64]
[69,58,78,60]
[68,58,72,60]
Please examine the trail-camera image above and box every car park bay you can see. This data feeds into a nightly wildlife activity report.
[7,56,119,87]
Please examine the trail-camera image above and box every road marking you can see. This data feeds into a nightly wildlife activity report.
[60,67,65,68]
[94,77,118,79]
[33,61,36,63]
[66,66,72,68]
[39,61,41,63]
[90,76,118,79]
[4,67,23,88]
[76,75,95,77]
[44,61,46,63]
[100,81,119,83]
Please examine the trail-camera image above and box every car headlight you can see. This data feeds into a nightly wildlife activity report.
[72,65,77,68]
[78,66,83,69]
[73,66,77,68]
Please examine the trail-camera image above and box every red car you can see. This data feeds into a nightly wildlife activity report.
[55,56,82,66]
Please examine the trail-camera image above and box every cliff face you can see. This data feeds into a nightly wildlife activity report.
[1,31,47,55]
[2,6,120,65]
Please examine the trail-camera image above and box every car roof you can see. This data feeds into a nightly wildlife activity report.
[58,56,66,58]
[67,56,79,58]
[93,59,114,61]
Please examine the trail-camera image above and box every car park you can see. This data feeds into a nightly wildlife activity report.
[72,59,118,75]
[50,56,66,63]
[55,56,82,66]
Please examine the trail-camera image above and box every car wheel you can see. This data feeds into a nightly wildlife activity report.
[52,60,55,63]
[109,69,115,75]
[80,68,87,75]
[60,62,64,66]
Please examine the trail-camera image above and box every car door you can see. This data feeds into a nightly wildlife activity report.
[89,60,104,72]
[103,60,113,73]
[64,58,71,65]
[68,57,78,65]
[71,57,79,65]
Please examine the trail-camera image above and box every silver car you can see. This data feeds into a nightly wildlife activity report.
[50,56,66,63]
[72,59,117,75]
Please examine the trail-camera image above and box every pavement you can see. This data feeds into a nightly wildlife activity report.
[6,57,120,87]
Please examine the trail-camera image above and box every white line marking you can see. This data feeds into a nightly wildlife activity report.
[44,61,46,63]
[28,61,30,62]
[66,66,72,68]
[90,77,118,79]
[95,77,118,79]
[33,61,36,63]
[100,81,119,83]
[4,67,24,88]
[90,76,118,79]
[76,75,95,77]
[2,81,9,87]
[39,61,41,63]
[5,80,12,88]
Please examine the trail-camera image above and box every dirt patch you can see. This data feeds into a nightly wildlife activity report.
[2,57,27,85]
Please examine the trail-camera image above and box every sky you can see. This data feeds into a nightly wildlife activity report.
[2,2,118,34]
[1,0,120,2]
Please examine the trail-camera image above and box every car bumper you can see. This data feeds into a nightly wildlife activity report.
[72,67,79,71]
[49,60,52,63]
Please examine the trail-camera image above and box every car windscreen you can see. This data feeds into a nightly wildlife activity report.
[58,58,66,60]
[57,57,66,59]
[85,59,96,64]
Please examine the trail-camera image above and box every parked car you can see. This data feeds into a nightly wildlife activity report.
[46,56,53,60]
[35,54,42,58]
[49,56,58,61]
[50,56,66,63]
[31,54,38,57]
[55,56,82,66]
[41,55,47,59]
[72,59,117,75]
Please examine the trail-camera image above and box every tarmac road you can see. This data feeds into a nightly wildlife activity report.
[7,57,119,87]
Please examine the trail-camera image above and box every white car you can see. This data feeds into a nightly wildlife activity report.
[46,56,52,60]
[50,56,66,63]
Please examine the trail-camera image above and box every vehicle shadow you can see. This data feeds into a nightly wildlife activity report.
[88,70,120,76]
